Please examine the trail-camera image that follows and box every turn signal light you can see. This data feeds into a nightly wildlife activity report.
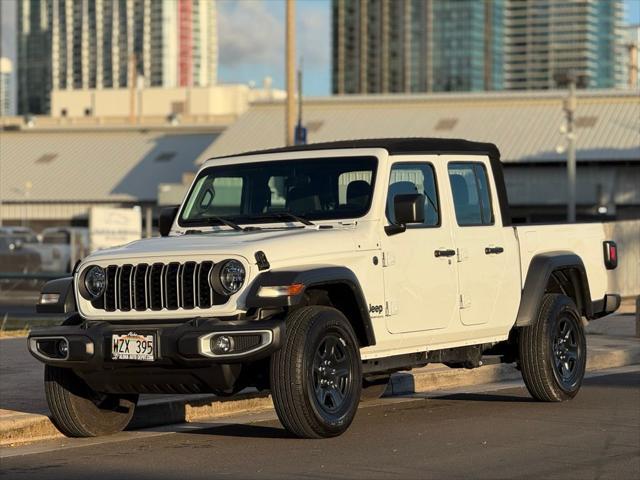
[257,283,305,298]
[39,293,60,305]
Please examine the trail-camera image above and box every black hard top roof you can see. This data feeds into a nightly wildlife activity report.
[220,137,501,160]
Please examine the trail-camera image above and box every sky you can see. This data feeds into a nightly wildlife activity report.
[1,0,639,113]
[217,0,331,96]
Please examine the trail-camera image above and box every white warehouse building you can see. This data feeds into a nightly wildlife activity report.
[207,89,640,222]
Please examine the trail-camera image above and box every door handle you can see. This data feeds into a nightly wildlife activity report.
[434,249,456,258]
[485,246,504,255]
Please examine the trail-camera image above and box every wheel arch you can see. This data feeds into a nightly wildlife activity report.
[515,251,594,327]
[245,266,375,347]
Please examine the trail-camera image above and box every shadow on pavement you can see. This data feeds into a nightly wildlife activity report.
[581,371,640,387]
[434,392,534,403]
[184,422,292,439]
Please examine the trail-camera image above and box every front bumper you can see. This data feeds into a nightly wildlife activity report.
[28,316,284,395]
[28,316,284,369]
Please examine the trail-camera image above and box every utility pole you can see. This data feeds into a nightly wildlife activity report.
[297,65,303,126]
[562,73,577,223]
[285,0,296,146]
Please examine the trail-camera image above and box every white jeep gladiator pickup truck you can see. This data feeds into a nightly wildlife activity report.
[29,138,620,439]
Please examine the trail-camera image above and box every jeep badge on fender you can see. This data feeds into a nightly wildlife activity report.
[369,304,384,315]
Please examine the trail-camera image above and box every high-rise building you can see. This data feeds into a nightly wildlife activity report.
[505,0,625,90]
[332,0,504,94]
[332,0,624,94]
[1,58,13,116]
[17,0,218,115]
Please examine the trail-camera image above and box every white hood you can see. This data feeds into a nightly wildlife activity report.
[82,225,363,267]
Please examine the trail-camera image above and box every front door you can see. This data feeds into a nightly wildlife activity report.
[382,159,459,334]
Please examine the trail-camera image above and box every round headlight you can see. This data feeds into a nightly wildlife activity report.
[84,266,106,299]
[216,260,246,295]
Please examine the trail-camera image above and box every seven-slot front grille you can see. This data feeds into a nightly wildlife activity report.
[91,262,228,312]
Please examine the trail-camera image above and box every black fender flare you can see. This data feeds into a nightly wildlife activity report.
[35,277,77,314]
[515,251,594,327]
[245,265,375,346]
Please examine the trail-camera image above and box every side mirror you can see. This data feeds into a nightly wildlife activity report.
[385,194,425,235]
[159,206,180,237]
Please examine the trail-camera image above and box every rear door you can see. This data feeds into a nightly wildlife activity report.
[446,158,515,327]
[381,157,459,334]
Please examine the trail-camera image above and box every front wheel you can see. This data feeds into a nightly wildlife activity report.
[45,365,138,437]
[519,293,587,402]
[270,306,362,438]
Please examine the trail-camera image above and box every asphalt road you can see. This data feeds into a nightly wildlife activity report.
[2,367,639,480]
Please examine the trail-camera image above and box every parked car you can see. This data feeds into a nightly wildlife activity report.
[29,138,620,439]
[35,227,90,273]
[0,226,39,244]
[0,233,42,274]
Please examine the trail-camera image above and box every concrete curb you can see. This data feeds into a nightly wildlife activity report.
[2,336,639,447]
[0,314,65,332]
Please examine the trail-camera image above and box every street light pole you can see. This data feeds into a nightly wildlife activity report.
[563,74,577,223]
[285,0,296,146]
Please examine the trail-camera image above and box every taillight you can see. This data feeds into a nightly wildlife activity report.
[603,241,617,270]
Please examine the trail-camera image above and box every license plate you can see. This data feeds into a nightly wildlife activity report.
[111,332,155,361]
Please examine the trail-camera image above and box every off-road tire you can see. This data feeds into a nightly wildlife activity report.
[519,293,586,402]
[270,306,362,438]
[45,365,138,437]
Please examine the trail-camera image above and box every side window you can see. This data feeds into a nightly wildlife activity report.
[448,162,494,226]
[387,163,439,226]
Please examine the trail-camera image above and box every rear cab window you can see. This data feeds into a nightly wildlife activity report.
[448,162,494,226]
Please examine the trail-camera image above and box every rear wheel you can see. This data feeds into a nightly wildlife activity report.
[519,293,586,402]
[45,365,138,437]
[270,306,362,438]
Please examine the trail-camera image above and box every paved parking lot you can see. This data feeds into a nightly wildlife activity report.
[2,366,638,480]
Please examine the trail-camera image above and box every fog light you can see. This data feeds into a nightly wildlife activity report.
[57,340,69,357]
[212,335,234,355]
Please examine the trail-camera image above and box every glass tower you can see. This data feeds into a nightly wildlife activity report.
[505,0,625,90]
[332,0,623,94]
[332,0,505,94]
[17,0,218,115]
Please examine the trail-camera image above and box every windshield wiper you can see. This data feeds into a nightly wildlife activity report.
[254,212,315,226]
[204,216,245,231]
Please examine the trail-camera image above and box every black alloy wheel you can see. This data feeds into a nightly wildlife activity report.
[551,316,583,390]
[311,333,355,415]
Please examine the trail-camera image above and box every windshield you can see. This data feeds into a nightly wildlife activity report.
[179,156,377,227]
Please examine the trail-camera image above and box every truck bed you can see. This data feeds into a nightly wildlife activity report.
[515,223,608,301]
